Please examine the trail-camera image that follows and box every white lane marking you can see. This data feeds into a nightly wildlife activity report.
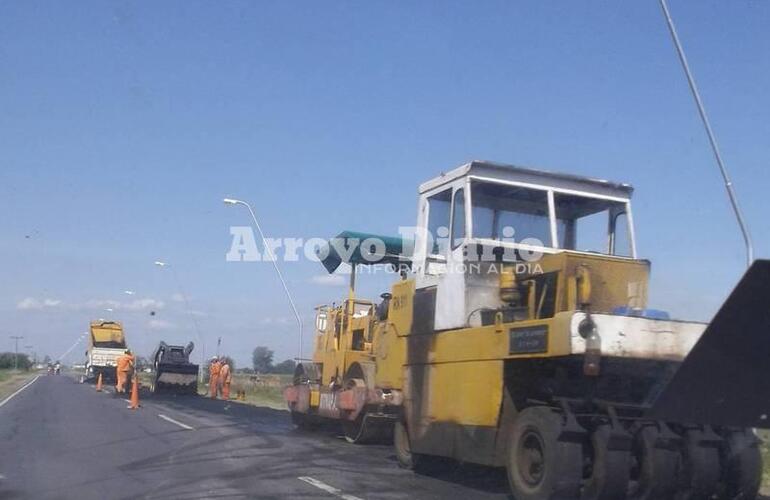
[0,376,40,409]
[298,476,363,500]
[158,414,195,430]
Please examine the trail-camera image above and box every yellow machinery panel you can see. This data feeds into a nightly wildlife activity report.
[427,359,503,426]
[389,279,414,336]
[423,314,575,365]
[89,320,126,347]
[310,389,320,408]
[541,253,650,313]
[374,279,413,389]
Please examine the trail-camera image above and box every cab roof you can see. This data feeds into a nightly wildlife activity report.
[419,160,634,200]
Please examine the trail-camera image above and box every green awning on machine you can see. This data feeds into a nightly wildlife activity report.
[317,230,412,274]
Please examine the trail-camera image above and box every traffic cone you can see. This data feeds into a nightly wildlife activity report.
[96,373,103,392]
[129,373,140,410]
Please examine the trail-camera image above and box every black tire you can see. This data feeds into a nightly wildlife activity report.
[394,420,419,469]
[582,423,631,500]
[628,425,678,500]
[676,429,721,500]
[507,406,583,500]
[719,429,761,500]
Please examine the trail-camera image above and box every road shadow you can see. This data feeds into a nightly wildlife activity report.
[128,390,770,500]
[138,391,513,498]
[405,456,510,495]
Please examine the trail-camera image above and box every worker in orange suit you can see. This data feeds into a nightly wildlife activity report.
[209,356,221,399]
[115,349,135,394]
[220,359,232,400]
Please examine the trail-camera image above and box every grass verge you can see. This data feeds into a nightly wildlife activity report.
[220,373,289,410]
[758,429,770,494]
[0,369,38,401]
[136,371,290,410]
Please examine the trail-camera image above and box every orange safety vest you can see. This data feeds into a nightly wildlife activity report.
[210,361,221,377]
[117,355,132,372]
[220,364,231,384]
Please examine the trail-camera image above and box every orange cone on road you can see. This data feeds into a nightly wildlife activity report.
[96,373,103,392]
[129,374,140,410]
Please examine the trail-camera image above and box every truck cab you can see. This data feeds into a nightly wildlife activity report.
[85,320,128,383]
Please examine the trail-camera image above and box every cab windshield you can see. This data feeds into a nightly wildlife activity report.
[469,180,633,256]
[554,192,631,256]
[470,181,551,244]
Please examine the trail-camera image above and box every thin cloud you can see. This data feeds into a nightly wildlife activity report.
[148,319,176,330]
[259,316,292,325]
[79,298,164,311]
[16,297,62,310]
[124,298,165,311]
[16,297,164,312]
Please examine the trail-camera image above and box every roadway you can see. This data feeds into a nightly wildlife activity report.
[0,375,509,499]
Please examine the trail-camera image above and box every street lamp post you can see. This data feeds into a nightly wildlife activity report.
[223,197,304,359]
[154,260,206,383]
[658,0,753,268]
[10,335,23,371]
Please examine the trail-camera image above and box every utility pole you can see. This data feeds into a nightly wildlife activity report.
[658,0,754,268]
[10,335,24,371]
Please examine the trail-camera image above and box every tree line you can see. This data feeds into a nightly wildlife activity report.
[0,352,33,370]
[249,346,295,374]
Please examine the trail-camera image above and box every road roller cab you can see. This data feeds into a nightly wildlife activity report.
[289,161,766,499]
[393,161,766,500]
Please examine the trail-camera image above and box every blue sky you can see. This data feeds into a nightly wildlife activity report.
[1,1,768,367]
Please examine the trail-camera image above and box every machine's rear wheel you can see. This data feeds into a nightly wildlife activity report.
[343,414,366,443]
[506,406,583,500]
[581,423,631,500]
[394,420,420,470]
[676,429,721,500]
[628,425,678,500]
[719,429,761,500]
[341,377,372,444]
[291,411,316,430]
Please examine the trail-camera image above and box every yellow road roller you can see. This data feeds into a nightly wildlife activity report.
[286,160,768,499]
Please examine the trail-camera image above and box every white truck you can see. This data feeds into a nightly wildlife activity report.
[85,320,127,383]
